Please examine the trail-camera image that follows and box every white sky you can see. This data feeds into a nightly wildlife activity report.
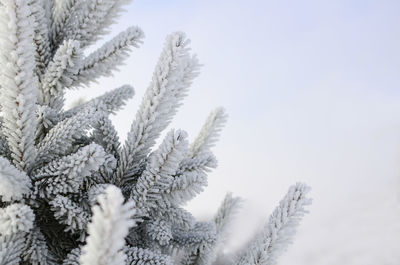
[66,1,400,264]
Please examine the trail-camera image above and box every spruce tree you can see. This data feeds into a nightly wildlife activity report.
[0,1,312,264]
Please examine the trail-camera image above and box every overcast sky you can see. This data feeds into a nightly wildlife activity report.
[66,1,400,264]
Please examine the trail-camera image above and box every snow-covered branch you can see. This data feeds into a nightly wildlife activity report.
[34,143,107,197]
[40,39,81,109]
[130,129,188,210]
[190,108,228,157]
[234,183,312,265]
[0,0,38,171]
[55,0,132,47]
[72,26,144,87]
[116,32,200,183]
[0,157,32,202]
[80,186,136,265]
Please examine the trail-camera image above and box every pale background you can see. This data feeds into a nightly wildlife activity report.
[66,1,400,264]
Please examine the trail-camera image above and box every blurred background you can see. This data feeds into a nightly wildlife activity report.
[65,1,400,264]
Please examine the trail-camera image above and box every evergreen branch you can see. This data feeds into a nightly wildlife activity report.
[34,143,107,198]
[29,0,52,72]
[185,193,241,265]
[158,152,217,207]
[49,195,90,237]
[40,39,81,109]
[35,105,59,143]
[90,154,118,185]
[36,106,99,163]
[0,233,26,264]
[0,157,32,202]
[130,129,189,210]
[57,0,132,47]
[0,136,11,160]
[178,152,218,175]
[80,186,136,265]
[51,0,79,44]
[0,0,38,171]
[21,227,53,265]
[190,107,227,157]
[0,203,35,235]
[143,219,173,247]
[92,114,121,159]
[234,183,312,265]
[33,144,106,197]
[213,193,242,237]
[63,85,135,121]
[116,32,200,182]
[43,0,53,30]
[161,170,207,208]
[148,205,195,231]
[173,222,217,256]
[72,26,144,87]
[125,247,173,265]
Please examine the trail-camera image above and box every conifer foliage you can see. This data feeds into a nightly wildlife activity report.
[0,1,311,264]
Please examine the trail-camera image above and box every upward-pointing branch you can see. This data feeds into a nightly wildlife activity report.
[0,0,38,171]
[80,186,136,265]
[190,107,228,157]
[115,32,200,185]
[235,183,312,265]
